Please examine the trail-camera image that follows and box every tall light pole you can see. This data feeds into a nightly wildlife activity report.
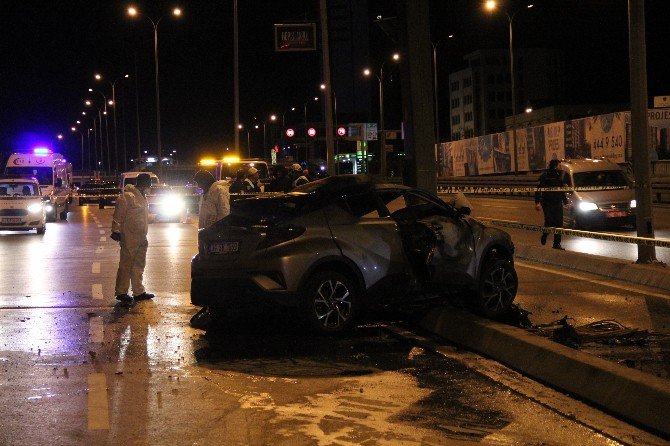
[485,1,534,175]
[238,124,250,158]
[431,35,453,148]
[321,83,339,171]
[233,0,240,153]
[95,73,129,174]
[363,53,400,176]
[71,126,84,173]
[127,6,182,165]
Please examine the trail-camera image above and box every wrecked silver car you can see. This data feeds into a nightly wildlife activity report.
[191,175,517,334]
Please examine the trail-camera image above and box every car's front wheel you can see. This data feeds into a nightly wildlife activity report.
[300,270,359,335]
[474,259,518,319]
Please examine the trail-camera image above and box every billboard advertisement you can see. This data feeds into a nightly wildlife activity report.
[586,113,626,162]
[274,23,317,51]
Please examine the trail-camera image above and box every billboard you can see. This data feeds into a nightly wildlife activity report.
[274,23,317,51]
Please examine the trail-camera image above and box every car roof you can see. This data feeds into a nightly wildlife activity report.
[559,158,622,173]
[122,171,159,177]
[0,178,38,184]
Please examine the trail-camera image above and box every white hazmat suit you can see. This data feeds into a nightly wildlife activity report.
[198,180,231,229]
[113,184,149,296]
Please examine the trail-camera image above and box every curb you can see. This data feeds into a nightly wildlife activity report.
[419,307,670,438]
[513,242,670,294]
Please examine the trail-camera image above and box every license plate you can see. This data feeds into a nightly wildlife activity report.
[1,218,22,224]
[606,211,627,218]
[207,241,240,255]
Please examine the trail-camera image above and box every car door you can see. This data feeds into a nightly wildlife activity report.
[383,190,475,286]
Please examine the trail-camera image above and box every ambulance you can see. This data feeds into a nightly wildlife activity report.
[4,148,73,221]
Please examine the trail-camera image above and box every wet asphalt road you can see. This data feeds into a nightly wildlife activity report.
[464,196,670,263]
[0,205,666,445]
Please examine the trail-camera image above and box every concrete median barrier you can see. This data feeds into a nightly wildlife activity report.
[514,242,670,293]
[419,307,670,437]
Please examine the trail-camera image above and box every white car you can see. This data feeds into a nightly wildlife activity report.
[0,178,48,234]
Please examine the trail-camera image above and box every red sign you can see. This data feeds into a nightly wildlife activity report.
[285,128,295,138]
[274,24,317,52]
[337,127,346,137]
[307,128,317,137]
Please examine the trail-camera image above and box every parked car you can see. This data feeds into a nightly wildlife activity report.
[191,175,517,334]
[559,158,636,229]
[77,179,119,207]
[0,178,47,234]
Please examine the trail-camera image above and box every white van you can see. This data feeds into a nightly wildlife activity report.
[119,172,160,191]
[4,149,73,221]
[559,158,636,229]
[0,178,48,234]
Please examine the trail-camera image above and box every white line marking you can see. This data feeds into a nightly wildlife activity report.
[89,316,104,343]
[516,260,670,301]
[99,230,105,235]
[95,246,104,254]
[99,236,106,242]
[92,284,103,300]
[92,262,100,274]
[87,373,110,430]
[97,224,102,228]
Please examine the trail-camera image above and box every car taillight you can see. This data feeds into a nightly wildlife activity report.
[257,225,305,250]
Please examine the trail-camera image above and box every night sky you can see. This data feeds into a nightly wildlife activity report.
[2,0,669,167]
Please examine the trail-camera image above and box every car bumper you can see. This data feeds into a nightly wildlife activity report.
[575,210,635,227]
[190,275,298,308]
[0,218,44,230]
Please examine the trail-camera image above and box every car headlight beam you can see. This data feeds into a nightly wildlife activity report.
[159,195,185,216]
[578,201,598,212]
[27,203,43,213]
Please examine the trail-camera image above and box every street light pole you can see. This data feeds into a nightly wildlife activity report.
[431,35,452,149]
[127,6,182,169]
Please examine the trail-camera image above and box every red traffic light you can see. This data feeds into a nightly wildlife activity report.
[307,127,317,137]
[337,127,346,137]
[285,128,295,138]
[274,145,279,153]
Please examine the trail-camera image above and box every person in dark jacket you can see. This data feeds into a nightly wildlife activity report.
[267,165,290,192]
[243,167,262,193]
[229,169,246,193]
[535,159,568,249]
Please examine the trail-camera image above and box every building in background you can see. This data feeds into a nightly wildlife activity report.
[448,48,566,140]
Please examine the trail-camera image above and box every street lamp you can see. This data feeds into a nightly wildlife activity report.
[320,83,339,171]
[71,126,84,172]
[95,73,130,172]
[87,91,111,172]
[127,5,182,165]
[303,97,319,163]
[363,52,400,176]
[238,124,251,158]
[484,0,534,175]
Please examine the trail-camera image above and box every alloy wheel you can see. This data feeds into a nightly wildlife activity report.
[313,279,352,329]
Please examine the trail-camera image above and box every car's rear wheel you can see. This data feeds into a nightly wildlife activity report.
[36,225,45,235]
[474,259,517,319]
[301,270,359,335]
[59,206,68,221]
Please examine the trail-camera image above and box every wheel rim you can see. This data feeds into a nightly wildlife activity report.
[313,279,352,329]
[481,265,517,313]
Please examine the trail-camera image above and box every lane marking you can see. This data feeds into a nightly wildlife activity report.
[99,230,105,235]
[97,224,103,228]
[95,246,104,254]
[87,373,110,430]
[92,284,103,300]
[516,260,670,301]
[99,236,106,242]
[92,262,100,274]
[89,316,104,343]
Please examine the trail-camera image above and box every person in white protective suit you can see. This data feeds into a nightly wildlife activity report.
[194,170,231,230]
[190,170,231,329]
[111,173,154,304]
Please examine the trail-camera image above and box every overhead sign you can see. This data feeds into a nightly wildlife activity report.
[274,23,317,52]
[285,128,295,138]
[346,123,378,141]
[307,128,317,137]
[364,123,378,141]
[337,127,346,137]
[648,108,670,128]
[653,96,670,108]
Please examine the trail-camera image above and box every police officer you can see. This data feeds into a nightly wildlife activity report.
[243,167,262,193]
[535,159,568,249]
[111,173,154,303]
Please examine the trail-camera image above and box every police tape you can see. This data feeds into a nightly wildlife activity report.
[477,218,670,248]
[438,186,629,194]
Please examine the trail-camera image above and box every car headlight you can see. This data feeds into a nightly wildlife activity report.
[160,195,185,215]
[578,201,598,212]
[45,204,54,212]
[630,199,636,208]
[27,203,43,213]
